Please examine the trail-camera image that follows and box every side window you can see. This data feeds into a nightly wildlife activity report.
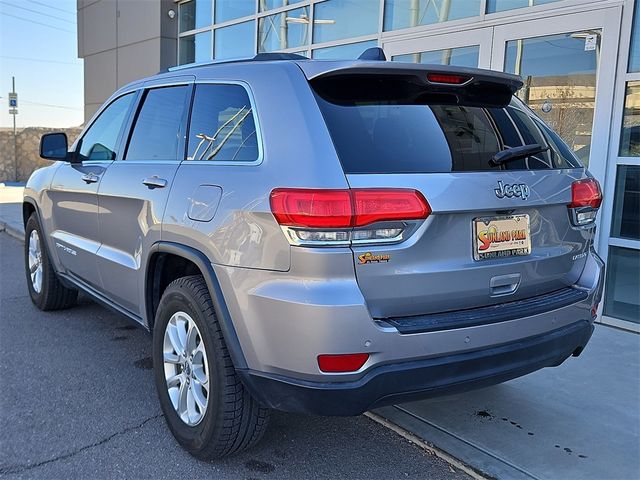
[187,84,259,162]
[78,93,135,161]
[125,85,190,161]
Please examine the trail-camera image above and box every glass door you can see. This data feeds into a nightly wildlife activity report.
[491,8,622,184]
[383,28,493,68]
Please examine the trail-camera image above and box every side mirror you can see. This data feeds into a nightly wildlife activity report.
[40,133,69,161]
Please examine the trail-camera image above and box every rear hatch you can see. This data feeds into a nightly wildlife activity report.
[307,63,593,319]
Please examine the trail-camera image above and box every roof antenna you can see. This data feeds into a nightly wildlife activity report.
[358,47,387,61]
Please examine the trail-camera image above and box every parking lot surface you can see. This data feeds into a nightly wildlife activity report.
[0,233,467,480]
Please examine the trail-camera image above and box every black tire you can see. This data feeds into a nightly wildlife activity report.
[24,213,78,311]
[153,275,269,459]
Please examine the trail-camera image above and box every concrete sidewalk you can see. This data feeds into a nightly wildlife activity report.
[1,184,638,480]
[0,185,24,240]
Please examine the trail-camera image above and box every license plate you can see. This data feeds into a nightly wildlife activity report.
[473,214,531,261]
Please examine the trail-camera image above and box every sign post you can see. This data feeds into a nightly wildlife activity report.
[8,77,18,181]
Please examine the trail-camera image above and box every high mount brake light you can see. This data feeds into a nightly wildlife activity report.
[568,178,602,227]
[269,188,431,246]
[426,73,471,85]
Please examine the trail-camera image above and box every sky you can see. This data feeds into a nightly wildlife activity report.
[0,0,83,128]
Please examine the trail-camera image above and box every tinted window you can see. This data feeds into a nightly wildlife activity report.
[78,93,134,161]
[187,84,259,162]
[313,77,581,173]
[126,86,190,161]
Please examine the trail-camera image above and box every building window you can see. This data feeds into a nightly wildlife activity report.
[486,0,561,14]
[610,166,640,241]
[384,0,480,32]
[628,0,640,72]
[215,0,254,24]
[604,247,640,324]
[258,6,311,53]
[392,45,480,68]
[312,39,377,59]
[179,31,212,65]
[312,0,379,44]
[214,21,255,59]
[259,0,306,12]
[179,0,212,32]
[620,81,640,157]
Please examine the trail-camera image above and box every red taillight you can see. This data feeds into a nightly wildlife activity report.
[352,189,431,227]
[270,189,352,228]
[426,73,471,85]
[269,188,430,228]
[570,179,602,209]
[318,353,369,373]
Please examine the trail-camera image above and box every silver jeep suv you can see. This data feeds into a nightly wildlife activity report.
[24,50,604,459]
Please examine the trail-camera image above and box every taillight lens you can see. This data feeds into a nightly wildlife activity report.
[270,188,431,246]
[426,73,471,85]
[270,189,352,228]
[568,178,602,227]
[318,353,369,373]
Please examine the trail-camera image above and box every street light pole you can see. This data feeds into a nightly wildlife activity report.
[12,76,18,182]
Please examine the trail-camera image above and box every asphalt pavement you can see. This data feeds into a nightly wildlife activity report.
[0,232,468,480]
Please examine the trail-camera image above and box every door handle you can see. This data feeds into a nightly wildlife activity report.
[142,176,168,189]
[81,173,99,184]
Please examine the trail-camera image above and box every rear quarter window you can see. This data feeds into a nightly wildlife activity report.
[312,76,582,174]
[186,84,259,162]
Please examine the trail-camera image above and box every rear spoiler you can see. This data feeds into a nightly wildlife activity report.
[301,61,524,108]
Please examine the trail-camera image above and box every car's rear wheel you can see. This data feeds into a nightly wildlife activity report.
[24,213,78,310]
[153,275,269,459]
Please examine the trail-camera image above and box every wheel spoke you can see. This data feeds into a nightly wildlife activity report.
[166,373,182,389]
[163,351,181,364]
[177,379,189,419]
[186,320,198,355]
[192,379,208,411]
[167,323,185,356]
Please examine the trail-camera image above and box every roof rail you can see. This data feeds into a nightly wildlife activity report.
[165,52,308,73]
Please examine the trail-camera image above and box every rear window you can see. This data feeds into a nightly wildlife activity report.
[312,75,581,174]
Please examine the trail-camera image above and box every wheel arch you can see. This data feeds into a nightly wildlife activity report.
[145,242,248,370]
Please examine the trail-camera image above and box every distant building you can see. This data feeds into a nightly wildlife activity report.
[77,0,639,331]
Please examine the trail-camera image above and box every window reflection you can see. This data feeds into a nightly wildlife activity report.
[179,0,212,32]
[179,31,212,65]
[629,2,640,72]
[392,45,479,68]
[214,21,255,59]
[313,0,379,44]
[312,40,377,59]
[620,81,640,157]
[504,31,600,166]
[258,7,310,52]
[259,0,305,12]
[487,0,560,14]
[611,166,640,241]
[384,0,480,31]
[215,0,254,23]
[604,247,640,324]
[187,85,259,162]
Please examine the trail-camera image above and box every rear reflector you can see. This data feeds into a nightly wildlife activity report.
[426,73,471,85]
[270,188,430,229]
[318,353,369,373]
[569,178,602,209]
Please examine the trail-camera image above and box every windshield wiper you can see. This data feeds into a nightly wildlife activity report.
[489,143,549,167]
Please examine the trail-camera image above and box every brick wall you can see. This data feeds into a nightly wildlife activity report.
[0,127,83,182]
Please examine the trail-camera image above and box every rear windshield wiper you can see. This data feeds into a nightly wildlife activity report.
[489,143,549,167]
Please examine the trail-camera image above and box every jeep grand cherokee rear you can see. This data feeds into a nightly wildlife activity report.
[236,62,604,416]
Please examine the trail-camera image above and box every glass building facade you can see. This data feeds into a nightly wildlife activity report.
[175,0,639,330]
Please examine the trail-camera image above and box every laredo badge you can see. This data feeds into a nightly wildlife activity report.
[358,252,390,264]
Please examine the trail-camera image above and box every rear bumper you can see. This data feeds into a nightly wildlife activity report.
[239,320,594,416]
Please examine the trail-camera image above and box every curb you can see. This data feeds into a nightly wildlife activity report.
[365,412,490,480]
[0,221,24,243]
